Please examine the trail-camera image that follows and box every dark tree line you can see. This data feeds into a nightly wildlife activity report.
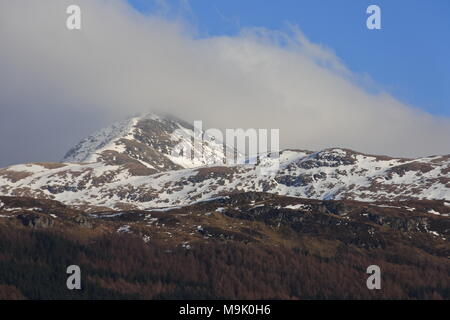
[0,227,448,299]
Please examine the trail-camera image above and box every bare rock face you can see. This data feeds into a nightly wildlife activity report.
[17,213,54,228]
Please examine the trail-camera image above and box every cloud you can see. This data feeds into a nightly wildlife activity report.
[0,0,449,167]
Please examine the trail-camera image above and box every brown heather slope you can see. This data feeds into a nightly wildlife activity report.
[0,192,449,299]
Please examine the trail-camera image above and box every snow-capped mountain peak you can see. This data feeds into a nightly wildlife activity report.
[62,113,235,174]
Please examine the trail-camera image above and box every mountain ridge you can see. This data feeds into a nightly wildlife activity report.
[0,113,449,211]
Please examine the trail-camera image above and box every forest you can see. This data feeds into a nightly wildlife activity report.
[0,226,448,300]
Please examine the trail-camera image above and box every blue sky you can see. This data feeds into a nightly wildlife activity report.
[128,0,450,117]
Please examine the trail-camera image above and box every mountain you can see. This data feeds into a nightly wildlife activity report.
[62,114,232,172]
[0,113,449,211]
[0,113,449,299]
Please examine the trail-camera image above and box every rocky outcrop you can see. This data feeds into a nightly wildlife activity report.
[17,213,54,228]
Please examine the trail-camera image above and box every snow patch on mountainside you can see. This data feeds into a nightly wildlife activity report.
[63,117,139,163]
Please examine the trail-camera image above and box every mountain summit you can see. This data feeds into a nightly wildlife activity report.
[62,114,231,173]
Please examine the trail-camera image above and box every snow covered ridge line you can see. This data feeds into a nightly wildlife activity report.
[0,147,449,210]
[0,113,449,210]
[63,117,139,163]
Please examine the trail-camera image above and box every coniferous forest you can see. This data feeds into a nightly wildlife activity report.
[0,226,448,300]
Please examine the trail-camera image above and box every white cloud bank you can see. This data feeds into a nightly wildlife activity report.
[0,0,449,166]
